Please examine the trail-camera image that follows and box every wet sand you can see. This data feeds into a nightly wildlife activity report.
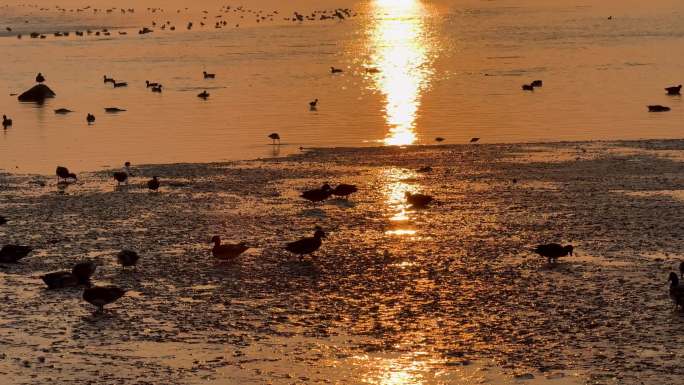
[1,140,683,384]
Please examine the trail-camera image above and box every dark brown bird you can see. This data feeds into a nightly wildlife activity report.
[35,72,45,83]
[665,85,681,95]
[41,271,78,289]
[203,71,215,79]
[83,286,126,312]
[56,166,75,182]
[533,243,574,264]
[198,90,210,99]
[668,272,684,310]
[522,84,534,91]
[301,184,333,205]
[285,228,326,260]
[309,98,318,108]
[87,113,95,123]
[103,75,115,84]
[0,245,33,263]
[531,80,543,87]
[113,81,128,88]
[2,115,12,128]
[405,192,433,208]
[332,184,358,199]
[648,105,670,112]
[72,261,97,284]
[211,236,249,260]
[268,133,280,145]
[470,137,480,143]
[145,80,159,88]
[117,249,139,268]
[147,176,160,191]
[113,171,128,185]
[330,67,343,73]
[434,137,445,142]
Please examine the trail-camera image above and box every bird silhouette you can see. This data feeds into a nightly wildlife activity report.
[405,192,433,208]
[331,184,358,199]
[301,184,333,205]
[0,245,32,263]
[147,176,160,191]
[56,166,77,182]
[35,72,45,83]
[198,90,210,99]
[117,249,139,268]
[648,105,670,112]
[86,113,95,123]
[2,115,12,128]
[665,85,682,95]
[668,272,684,310]
[533,243,573,264]
[211,236,249,260]
[285,227,326,261]
[203,71,215,79]
[268,133,280,145]
[83,286,126,312]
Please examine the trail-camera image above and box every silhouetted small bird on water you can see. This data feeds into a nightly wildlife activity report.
[147,176,160,191]
[211,236,249,261]
[203,71,215,79]
[198,90,210,99]
[522,84,534,91]
[41,260,95,289]
[56,166,77,182]
[331,184,358,199]
[113,81,128,88]
[285,227,326,261]
[531,80,543,87]
[105,107,126,113]
[0,245,32,263]
[117,249,139,268]
[435,137,445,142]
[54,108,73,114]
[533,243,573,264]
[668,272,684,310]
[417,166,433,173]
[35,72,45,83]
[72,261,97,284]
[151,84,163,93]
[301,184,333,205]
[103,75,115,84]
[87,113,95,123]
[113,171,128,185]
[2,115,12,128]
[665,85,682,95]
[309,98,319,109]
[83,286,126,312]
[330,67,343,73]
[648,105,670,112]
[470,137,480,143]
[405,192,433,208]
[146,80,159,88]
[268,133,281,145]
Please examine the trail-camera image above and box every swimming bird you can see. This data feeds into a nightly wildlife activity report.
[117,249,139,268]
[113,81,128,88]
[105,107,126,113]
[405,192,433,208]
[268,133,280,145]
[86,113,95,123]
[54,108,73,114]
[309,98,319,109]
[41,271,78,289]
[668,272,684,310]
[198,90,210,99]
[113,171,128,185]
[332,184,358,199]
[0,245,32,263]
[665,85,682,95]
[533,243,573,264]
[103,75,115,84]
[83,286,126,312]
[435,137,445,142]
[301,184,333,205]
[203,71,216,79]
[145,80,159,88]
[330,67,343,73]
[285,227,326,261]
[522,84,534,91]
[72,261,96,284]
[531,80,543,87]
[2,115,12,128]
[648,105,670,112]
[151,84,163,93]
[211,236,249,261]
[35,73,45,83]
[56,166,77,182]
[147,176,160,191]
[470,137,480,143]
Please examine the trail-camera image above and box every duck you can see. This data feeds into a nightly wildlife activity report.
[285,227,326,260]
[72,261,97,284]
[301,184,333,205]
[103,75,115,84]
[211,236,249,260]
[41,271,79,289]
[470,137,480,143]
[0,245,33,263]
[434,137,445,142]
[113,171,128,185]
[648,105,670,112]
[268,133,280,145]
[147,176,160,191]
[145,80,159,88]
[668,272,684,310]
[405,192,433,208]
[332,184,358,199]
[83,286,126,312]
[117,249,139,268]
[309,98,319,109]
[203,71,216,79]
[330,67,343,73]
[533,243,574,264]
[113,81,128,88]
[56,166,77,182]
[86,113,95,123]
[2,115,12,128]
[522,84,534,91]
[35,72,45,83]
[531,80,543,87]
[198,90,210,99]
[105,107,126,113]
[54,108,73,114]
[665,85,681,95]
[151,84,162,93]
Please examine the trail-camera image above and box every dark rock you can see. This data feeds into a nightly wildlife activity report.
[17,84,56,102]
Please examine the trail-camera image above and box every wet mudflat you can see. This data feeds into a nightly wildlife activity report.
[1,140,683,384]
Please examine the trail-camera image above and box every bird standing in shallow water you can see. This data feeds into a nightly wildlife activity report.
[198,90,210,99]
[83,286,126,313]
[211,236,249,261]
[309,98,318,109]
[522,84,534,91]
[268,133,280,145]
[203,71,215,79]
[665,85,681,95]
[533,243,574,264]
[285,227,326,261]
[435,137,445,143]
[2,115,12,128]
[56,166,77,182]
[35,72,45,83]
[0,245,32,263]
[331,184,358,199]
[147,176,160,191]
[405,192,433,208]
[117,249,139,269]
[301,184,333,205]
[668,272,684,310]
[86,113,95,124]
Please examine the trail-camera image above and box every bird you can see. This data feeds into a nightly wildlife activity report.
[665,85,682,95]
[470,137,480,143]
[648,105,670,112]
[54,108,73,114]
[113,171,128,185]
[86,113,95,123]
[268,133,280,145]
[522,84,534,91]
[533,243,574,264]
[113,81,128,88]
[285,227,326,261]
[417,166,433,173]
[309,98,319,109]
[35,72,45,83]
[198,90,210,99]
[0,245,32,263]
[203,71,215,79]
[103,75,115,84]
[330,67,343,73]
[147,176,160,191]
[405,192,433,208]
[146,80,159,88]
[151,84,162,93]
[301,184,333,205]
[83,286,126,312]
[531,80,543,87]
[435,137,445,142]
[668,272,684,310]
[2,115,12,128]
[117,249,139,268]
[56,166,77,182]
[105,107,126,113]
[331,184,358,199]
[41,271,79,290]
[211,236,249,261]
[72,261,97,284]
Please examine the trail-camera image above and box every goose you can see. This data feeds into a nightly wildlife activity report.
[203,71,215,79]
[211,236,249,260]
[531,80,543,87]
[332,184,358,199]
[470,137,480,143]
[105,107,126,113]
[35,72,45,83]
[56,166,77,182]
[522,84,534,91]
[405,192,433,208]
[86,113,95,123]
[41,271,79,289]
[648,105,670,112]
[151,84,163,93]
[197,90,210,99]
[268,133,280,144]
[54,108,73,114]
[0,245,33,263]
[83,286,126,312]
[330,67,343,73]
[533,243,573,264]
[147,176,160,191]
[117,249,139,268]
[113,171,128,185]
[103,75,115,84]
[285,227,326,260]
[113,81,128,88]
[668,272,684,310]
[301,184,333,205]
[665,85,681,95]
[309,98,319,108]
[2,115,12,128]
[146,80,159,88]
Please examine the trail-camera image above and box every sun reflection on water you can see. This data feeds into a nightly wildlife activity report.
[382,168,419,236]
[367,0,433,146]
